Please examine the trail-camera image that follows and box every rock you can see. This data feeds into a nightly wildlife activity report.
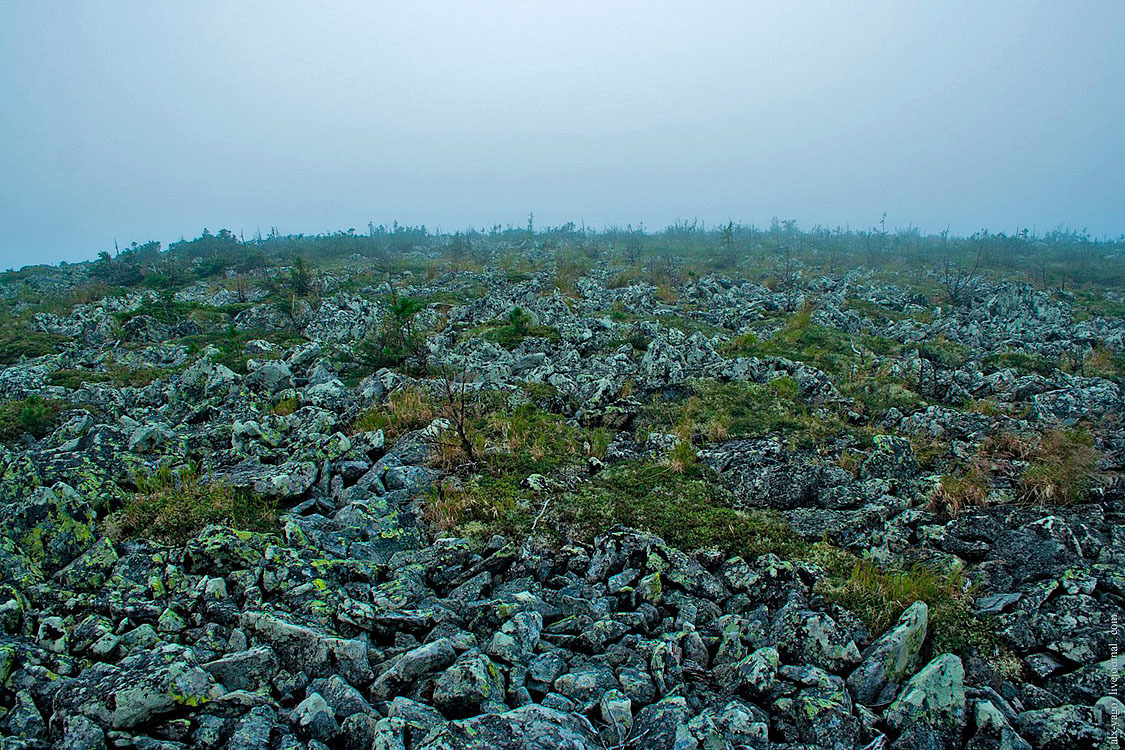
[246,360,295,394]
[2,482,96,578]
[52,643,223,729]
[432,650,505,715]
[370,638,457,700]
[57,714,106,750]
[127,422,175,453]
[414,704,600,749]
[487,610,543,663]
[553,662,618,705]
[885,653,966,747]
[292,692,340,743]
[5,689,46,740]
[202,646,280,692]
[773,664,858,748]
[716,645,778,698]
[688,700,768,748]
[848,600,929,705]
[241,611,373,685]
[968,699,1031,750]
[772,595,861,673]
[227,706,278,750]
[1016,704,1104,749]
[628,695,696,749]
[599,689,632,746]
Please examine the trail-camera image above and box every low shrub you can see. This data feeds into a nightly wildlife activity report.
[50,365,164,389]
[272,396,299,416]
[471,308,561,350]
[810,552,1005,668]
[980,351,1057,376]
[641,378,847,448]
[0,328,69,365]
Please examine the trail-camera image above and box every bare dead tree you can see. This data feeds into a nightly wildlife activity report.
[437,364,480,466]
[233,273,251,303]
[940,245,985,306]
[773,242,800,312]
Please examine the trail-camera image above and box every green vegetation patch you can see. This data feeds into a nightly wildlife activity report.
[843,298,909,324]
[0,396,69,442]
[1019,427,1100,504]
[467,308,561,350]
[981,351,1057,377]
[808,548,1004,666]
[919,336,971,369]
[722,307,858,375]
[351,386,436,438]
[640,377,849,448]
[0,327,69,366]
[50,365,165,389]
[841,375,925,419]
[553,461,805,560]
[654,315,726,338]
[106,464,276,544]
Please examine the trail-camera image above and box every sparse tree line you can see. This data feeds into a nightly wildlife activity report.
[79,217,1124,307]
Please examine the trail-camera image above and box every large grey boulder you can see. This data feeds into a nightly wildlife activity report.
[241,610,373,685]
[885,653,966,747]
[432,649,505,715]
[848,600,929,705]
[52,643,222,730]
[415,704,599,749]
[246,359,294,393]
[370,638,457,700]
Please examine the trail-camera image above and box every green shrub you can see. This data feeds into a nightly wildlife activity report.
[721,312,857,375]
[469,309,561,350]
[842,376,924,418]
[655,315,725,338]
[641,378,846,447]
[919,337,970,369]
[1082,346,1124,380]
[355,292,426,372]
[106,464,276,544]
[0,396,68,442]
[843,298,908,324]
[272,396,299,416]
[930,466,991,516]
[425,475,531,542]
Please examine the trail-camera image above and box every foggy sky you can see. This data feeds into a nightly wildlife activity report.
[2,1,1123,268]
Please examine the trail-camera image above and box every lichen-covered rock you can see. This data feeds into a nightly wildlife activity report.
[432,650,505,715]
[414,704,599,750]
[771,594,861,673]
[241,611,373,685]
[52,643,222,729]
[848,600,929,705]
[885,653,967,746]
[2,482,96,579]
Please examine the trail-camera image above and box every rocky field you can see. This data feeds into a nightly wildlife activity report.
[0,233,1122,749]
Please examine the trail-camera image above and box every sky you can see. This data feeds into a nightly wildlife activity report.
[1,1,1123,268]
